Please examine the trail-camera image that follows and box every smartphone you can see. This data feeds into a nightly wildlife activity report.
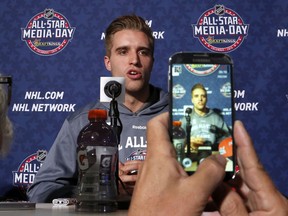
[168,52,235,179]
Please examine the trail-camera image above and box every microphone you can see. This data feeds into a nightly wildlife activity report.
[104,81,122,99]
[185,107,192,115]
[185,107,192,122]
[100,77,124,143]
[185,107,192,156]
[103,80,123,141]
[100,77,125,103]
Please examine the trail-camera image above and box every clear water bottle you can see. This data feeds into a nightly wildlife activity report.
[76,109,118,212]
[172,121,186,165]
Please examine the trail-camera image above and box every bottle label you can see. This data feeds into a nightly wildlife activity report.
[173,138,185,152]
[77,146,117,171]
[173,138,185,164]
[77,147,96,171]
[99,154,113,185]
[77,146,117,184]
[76,146,118,202]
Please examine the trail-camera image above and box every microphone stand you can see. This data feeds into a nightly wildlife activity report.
[185,114,191,157]
[108,93,123,196]
[103,79,125,196]
[109,95,122,144]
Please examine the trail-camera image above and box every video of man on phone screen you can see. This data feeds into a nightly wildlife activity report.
[171,63,233,172]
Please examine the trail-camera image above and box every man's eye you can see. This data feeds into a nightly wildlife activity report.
[139,49,151,56]
[118,49,127,55]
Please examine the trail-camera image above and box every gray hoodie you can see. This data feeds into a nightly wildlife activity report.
[180,108,231,150]
[27,85,168,203]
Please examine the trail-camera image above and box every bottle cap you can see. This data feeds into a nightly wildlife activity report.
[88,109,108,120]
[173,121,182,127]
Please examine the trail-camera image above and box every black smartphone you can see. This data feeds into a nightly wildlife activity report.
[168,52,235,179]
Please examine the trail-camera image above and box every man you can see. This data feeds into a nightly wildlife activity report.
[27,14,168,202]
[181,83,230,151]
[129,112,288,215]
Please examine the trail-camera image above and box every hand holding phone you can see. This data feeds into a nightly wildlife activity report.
[169,52,235,179]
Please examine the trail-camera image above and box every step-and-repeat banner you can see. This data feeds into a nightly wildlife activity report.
[0,0,287,199]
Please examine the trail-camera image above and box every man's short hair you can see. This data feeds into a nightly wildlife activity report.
[104,14,154,57]
[191,83,207,97]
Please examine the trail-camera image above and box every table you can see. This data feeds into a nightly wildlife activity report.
[0,203,222,215]
[184,151,233,172]
[0,203,128,216]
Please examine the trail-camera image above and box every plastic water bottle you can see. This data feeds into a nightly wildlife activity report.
[172,121,186,164]
[76,109,118,212]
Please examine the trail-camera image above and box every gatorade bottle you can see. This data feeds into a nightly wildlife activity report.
[76,109,118,212]
[172,121,186,164]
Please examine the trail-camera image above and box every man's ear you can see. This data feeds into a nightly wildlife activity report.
[104,56,111,71]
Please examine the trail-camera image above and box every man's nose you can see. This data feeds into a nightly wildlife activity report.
[129,52,140,65]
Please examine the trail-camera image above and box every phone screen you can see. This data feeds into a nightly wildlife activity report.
[169,52,234,177]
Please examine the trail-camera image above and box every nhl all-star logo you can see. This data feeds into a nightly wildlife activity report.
[192,5,249,53]
[127,149,147,161]
[184,64,219,76]
[172,84,186,99]
[220,82,232,98]
[12,150,47,190]
[21,9,75,56]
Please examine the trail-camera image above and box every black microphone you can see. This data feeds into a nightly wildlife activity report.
[185,107,192,114]
[103,80,123,143]
[185,107,192,115]
[185,107,192,156]
[185,107,192,122]
[104,81,122,99]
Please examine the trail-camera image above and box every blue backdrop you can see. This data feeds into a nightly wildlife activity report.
[0,0,287,199]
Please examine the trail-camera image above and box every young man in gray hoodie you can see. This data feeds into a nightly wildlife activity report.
[27,14,168,203]
[181,83,230,152]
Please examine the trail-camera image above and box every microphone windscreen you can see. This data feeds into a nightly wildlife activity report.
[185,107,192,114]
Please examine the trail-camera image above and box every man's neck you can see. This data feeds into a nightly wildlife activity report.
[194,107,208,116]
[124,86,151,113]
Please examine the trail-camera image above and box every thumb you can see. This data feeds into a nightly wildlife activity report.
[185,155,227,206]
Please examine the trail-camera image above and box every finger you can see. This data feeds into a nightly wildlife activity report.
[234,121,288,212]
[212,183,248,216]
[119,162,124,168]
[121,160,142,173]
[234,120,261,169]
[120,173,138,183]
[146,112,176,157]
[234,121,275,192]
[185,155,227,204]
[123,160,142,166]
